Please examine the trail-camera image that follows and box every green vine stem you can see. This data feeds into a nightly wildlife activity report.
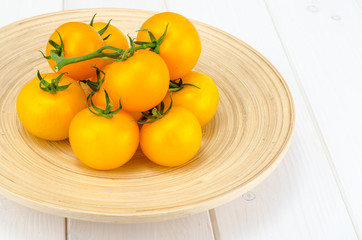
[37,71,72,94]
[168,78,200,92]
[138,96,173,124]
[86,89,122,119]
[42,24,168,72]
[80,67,105,93]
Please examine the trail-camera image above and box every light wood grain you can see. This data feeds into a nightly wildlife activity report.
[265,0,362,237]
[164,0,359,239]
[0,9,293,223]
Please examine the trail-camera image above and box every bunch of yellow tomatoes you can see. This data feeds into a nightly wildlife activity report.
[16,12,219,170]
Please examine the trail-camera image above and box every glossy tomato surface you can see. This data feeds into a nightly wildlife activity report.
[140,107,202,167]
[16,73,86,140]
[103,50,169,112]
[137,12,201,80]
[69,109,139,170]
[164,71,219,126]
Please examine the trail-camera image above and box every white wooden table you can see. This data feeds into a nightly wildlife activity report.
[0,0,361,239]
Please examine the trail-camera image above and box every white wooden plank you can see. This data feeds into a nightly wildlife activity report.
[264,0,362,237]
[0,0,62,28]
[165,0,358,239]
[64,1,215,240]
[357,0,362,11]
[68,213,214,240]
[0,195,65,240]
[64,0,166,12]
[0,2,66,240]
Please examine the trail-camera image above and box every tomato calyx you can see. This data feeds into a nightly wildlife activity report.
[168,78,200,92]
[40,31,64,61]
[87,89,121,119]
[80,67,104,92]
[134,24,168,54]
[138,97,173,124]
[37,71,72,94]
[89,13,112,40]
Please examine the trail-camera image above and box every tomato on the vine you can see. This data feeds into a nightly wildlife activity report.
[46,22,104,80]
[69,92,139,170]
[69,109,139,170]
[16,72,86,141]
[164,71,219,126]
[137,12,201,80]
[140,107,202,167]
[103,49,169,112]
[92,22,129,67]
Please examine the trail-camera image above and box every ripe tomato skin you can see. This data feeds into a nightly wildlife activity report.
[103,50,169,112]
[46,22,104,80]
[137,12,201,80]
[140,107,202,167]
[92,22,129,67]
[16,73,86,141]
[164,71,219,126]
[69,109,139,170]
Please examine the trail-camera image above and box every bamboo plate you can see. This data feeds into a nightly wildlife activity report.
[0,9,294,223]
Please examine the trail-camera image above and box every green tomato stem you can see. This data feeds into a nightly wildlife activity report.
[53,43,156,72]
[45,24,169,73]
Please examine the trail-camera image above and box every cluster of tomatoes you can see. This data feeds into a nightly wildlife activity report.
[16,12,219,170]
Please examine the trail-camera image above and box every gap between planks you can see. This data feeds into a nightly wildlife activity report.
[208,209,220,240]
[65,218,68,240]
[263,0,360,238]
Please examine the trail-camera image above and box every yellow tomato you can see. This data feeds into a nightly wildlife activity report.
[164,71,219,126]
[46,22,104,80]
[69,108,139,170]
[16,73,86,141]
[103,50,169,112]
[92,22,129,66]
[137,12,201,80]
[84,65,142,121]
[140,107,202,167]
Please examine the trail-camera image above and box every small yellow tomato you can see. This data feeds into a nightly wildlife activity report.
[92,22,129,67]
[16,73,86,141]
[164,71,219,126]
[137,12,201,80]
[46,22,104,80]
[69,108,139,170]
[103,50,169,112]
[140,107,202,167]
